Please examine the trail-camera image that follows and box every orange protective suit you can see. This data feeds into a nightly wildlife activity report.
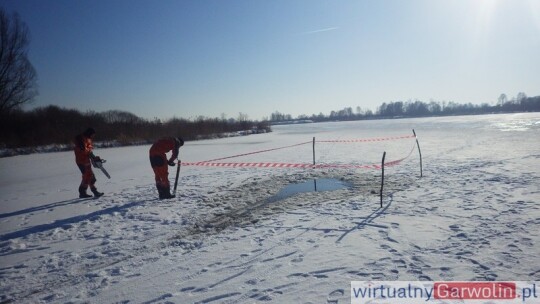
[74,128,99,197]
[149,137,183,198]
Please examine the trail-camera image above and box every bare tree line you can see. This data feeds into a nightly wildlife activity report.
[0,105,271,154]
[269,94,540,123]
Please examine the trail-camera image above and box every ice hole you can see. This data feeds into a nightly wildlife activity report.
[266,178,352,203]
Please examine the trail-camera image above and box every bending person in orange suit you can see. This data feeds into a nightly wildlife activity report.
[149,137,184,199]
[74,127,104,198]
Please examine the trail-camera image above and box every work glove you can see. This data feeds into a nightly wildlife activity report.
[168,160,176,167]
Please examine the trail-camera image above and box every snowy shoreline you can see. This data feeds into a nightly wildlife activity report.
[0,129,266,158]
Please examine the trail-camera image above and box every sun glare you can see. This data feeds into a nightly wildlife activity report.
[475,0,498,33]
[528,0,540,32]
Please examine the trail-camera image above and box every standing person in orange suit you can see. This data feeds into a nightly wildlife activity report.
[149,136,184,199]
[74,127,104,198]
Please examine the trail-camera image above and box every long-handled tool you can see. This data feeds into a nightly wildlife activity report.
[173,159,181,196]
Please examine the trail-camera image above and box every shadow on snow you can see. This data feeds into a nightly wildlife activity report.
[0,197,97,219]
[0,199,149,242]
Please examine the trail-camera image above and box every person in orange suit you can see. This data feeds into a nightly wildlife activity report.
[74,127,104,198]
[149,137,184,199]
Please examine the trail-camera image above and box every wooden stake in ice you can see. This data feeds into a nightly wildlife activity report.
[312,137,316,166]
[380,151,386,208]
[313,137,317,191]
[413,129,423,177]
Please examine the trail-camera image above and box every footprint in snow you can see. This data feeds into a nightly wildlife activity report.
[327,289,344,304]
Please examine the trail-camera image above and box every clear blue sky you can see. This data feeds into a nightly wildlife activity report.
[2,0,539,121]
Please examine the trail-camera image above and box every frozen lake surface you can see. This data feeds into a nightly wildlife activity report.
[1,113,539,303]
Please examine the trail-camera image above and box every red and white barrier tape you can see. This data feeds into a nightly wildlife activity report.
[183,161,380,169]
[200,141,312,163]
[385,141,417,167]
[199,134,414,163]
[182,157,407,170]
[183,134,417,170]
[317,135,415,143]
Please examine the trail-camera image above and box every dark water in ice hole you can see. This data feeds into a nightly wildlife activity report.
[265,178,352,204]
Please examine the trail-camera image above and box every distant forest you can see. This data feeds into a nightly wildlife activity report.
[270,93,540,122]
[1,93,539,153]
[0,108,270,150]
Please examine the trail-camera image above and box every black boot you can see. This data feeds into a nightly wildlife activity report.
[162,190,175,199]
[157,186,165,199]
[91,187,104,198]
[158,186,174,200]
[157,185,162,199]
[79,186,92,198]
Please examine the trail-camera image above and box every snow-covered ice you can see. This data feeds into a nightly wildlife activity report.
[1,113,539,303]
